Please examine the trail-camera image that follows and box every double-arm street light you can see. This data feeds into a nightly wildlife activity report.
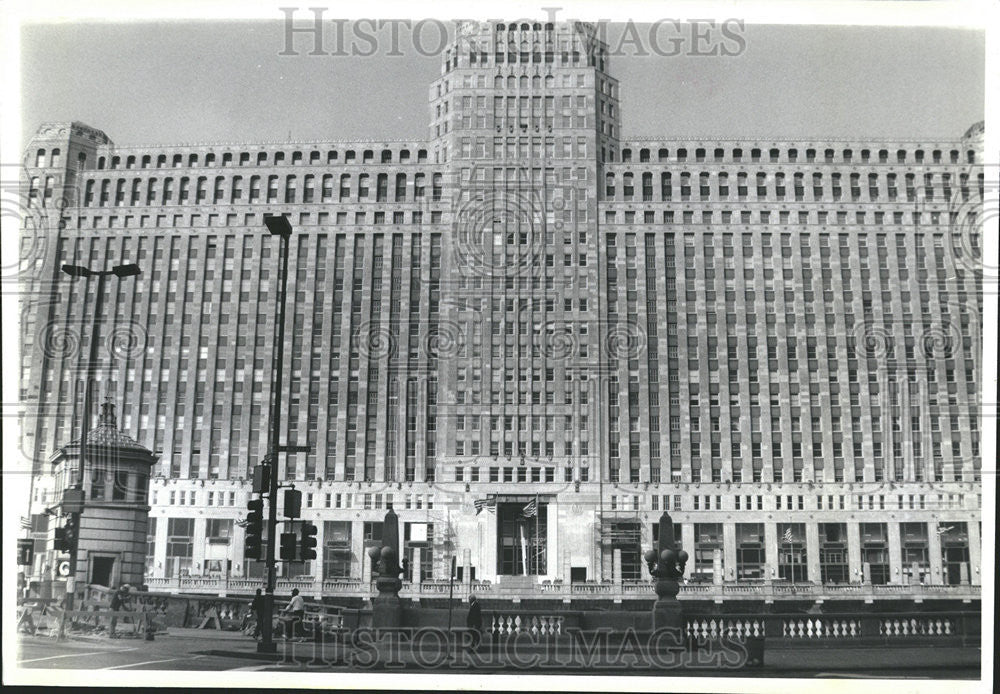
[58,262,140,636]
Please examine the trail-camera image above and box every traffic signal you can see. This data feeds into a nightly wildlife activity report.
[252,464,271,495]
[279,532,297,561]
[64,515,78,546]
[54,527,70,553]
[299,522,318,561]
[244,497,264,559]
[283,488,302,519]
[17,538,34,566]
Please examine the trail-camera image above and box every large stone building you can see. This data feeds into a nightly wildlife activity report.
[19,21,983,603]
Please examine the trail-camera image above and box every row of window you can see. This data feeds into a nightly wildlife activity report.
[602,171,984,204]
[79,172,444,207]
[70,210,445,229]
[75,147,430,171]
[602,208,977,226]
[616,146,978,165]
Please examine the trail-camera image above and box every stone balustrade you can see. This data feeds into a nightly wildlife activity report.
[139,576,981,603]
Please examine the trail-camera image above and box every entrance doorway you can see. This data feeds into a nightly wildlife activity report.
[90,556,115,587]
[497,501,547,575]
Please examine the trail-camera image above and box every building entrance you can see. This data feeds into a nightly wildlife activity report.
[497,499,547,575]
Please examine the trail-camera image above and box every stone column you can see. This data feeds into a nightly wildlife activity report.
[681,524,695,563]
[463,548,472,586]
[192,516,206,576]
[887,521,902,584]
[847,521,862,583]
[411,548,421,584]
[764,522,779,580]
[927,521,944,585]
[805,522,821,584]
[967,521,981,585]
[483,510,497,581]
[232,522,246,577]
[613,548,622,586]
[545,500,558,579]
[722,523,736,582]
[352,521,365,580]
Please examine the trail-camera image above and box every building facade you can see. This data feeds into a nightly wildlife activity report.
[20,21,983,601]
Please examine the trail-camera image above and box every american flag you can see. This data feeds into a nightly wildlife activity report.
[522,498,538,518]
[936,525,953,535]
[782,527,796,544]
[473,498,496,515]
[20,516,32,530]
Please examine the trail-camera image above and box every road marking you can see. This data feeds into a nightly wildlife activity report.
[103,654,207,670]
[227,664,274,672]
[19,648,139,664]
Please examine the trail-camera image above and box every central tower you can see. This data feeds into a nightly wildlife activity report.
[423,22,621,507]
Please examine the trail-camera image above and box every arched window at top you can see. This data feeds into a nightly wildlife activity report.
[35,149,46,167]
[51,148,62,167]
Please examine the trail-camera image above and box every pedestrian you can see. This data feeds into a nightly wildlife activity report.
[280,588,306,641]
[465,594,483,651]
[249,588,264,639]
[109,585,130,638]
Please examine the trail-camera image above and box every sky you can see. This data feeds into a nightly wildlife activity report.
[18,20,986,147]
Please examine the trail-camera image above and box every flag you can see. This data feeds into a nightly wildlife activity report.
[936,525,953,535]
[474,498,496,515]
[522,498,537,518]
[782,527,795,544]
[20,516,32,530]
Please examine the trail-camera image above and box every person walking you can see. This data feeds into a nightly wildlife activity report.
[280,588,306,641]
[465,594,483,652]
[248,588,264,639]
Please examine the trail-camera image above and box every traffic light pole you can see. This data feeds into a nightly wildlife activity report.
[258,219,291,654]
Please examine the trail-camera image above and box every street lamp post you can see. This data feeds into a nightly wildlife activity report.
[258,215,292,654]
[58,263,141,638]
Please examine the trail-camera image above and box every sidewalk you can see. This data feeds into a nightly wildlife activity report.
[193,632,981,675]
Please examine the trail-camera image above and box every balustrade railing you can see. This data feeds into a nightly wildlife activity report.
[139,575,981,602]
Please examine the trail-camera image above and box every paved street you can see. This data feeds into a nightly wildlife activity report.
[15,630,264,672]
[13,628,981,679]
